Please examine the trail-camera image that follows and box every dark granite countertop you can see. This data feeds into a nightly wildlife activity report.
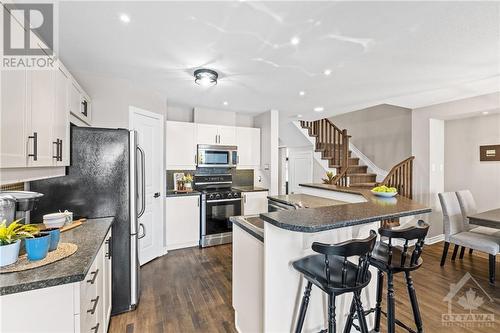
[230,215,264,242]
[260,184,431,232]
[165,190,201,197]
[232,186,268,192]
[268,193,346,209]
[0,217,113,296]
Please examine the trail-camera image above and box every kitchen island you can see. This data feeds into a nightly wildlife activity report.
[231,184,431,333]
[0,217,113,333]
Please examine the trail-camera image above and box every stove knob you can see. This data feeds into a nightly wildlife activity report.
[215,193,221,199]
[233,192,240,198]
[227,193,233,198]
[208,194,215,200]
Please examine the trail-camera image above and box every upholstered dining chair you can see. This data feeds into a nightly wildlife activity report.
[438,192,500,284]
[456,190,500,237]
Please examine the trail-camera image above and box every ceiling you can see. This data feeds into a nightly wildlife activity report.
[58,1,500,118]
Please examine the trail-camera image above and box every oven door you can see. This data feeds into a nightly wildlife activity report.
[205,198,241,236]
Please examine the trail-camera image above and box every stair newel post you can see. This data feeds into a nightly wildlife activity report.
[343,129,349,186]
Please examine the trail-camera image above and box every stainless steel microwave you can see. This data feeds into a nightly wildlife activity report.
[197,145,238,168]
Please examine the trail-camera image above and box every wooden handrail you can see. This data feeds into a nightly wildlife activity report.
[380,156,415,199]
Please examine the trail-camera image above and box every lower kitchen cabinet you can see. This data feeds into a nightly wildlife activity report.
[242,191,268,215]
[0,231,112,333]
[166,195,201,250]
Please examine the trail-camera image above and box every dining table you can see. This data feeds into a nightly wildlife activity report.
[468,208,500,229]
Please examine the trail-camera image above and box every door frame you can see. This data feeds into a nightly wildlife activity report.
[129,106,166,263]
[288,147,313,194]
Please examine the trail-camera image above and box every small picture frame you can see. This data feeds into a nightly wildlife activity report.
[173,173,185,191]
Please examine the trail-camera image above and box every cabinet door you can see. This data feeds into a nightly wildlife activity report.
[69,81,82,118]
[242,191,269,215]
[28,65,56,167]
[166,195,200,250]
[103,231,112,330]
[218,125,236,145]
[0,12,27,168]
[166,121,196,169]
[196,124,219,144]
[236,127,260,168]
[95,243,105,333]
[54,65,70,166]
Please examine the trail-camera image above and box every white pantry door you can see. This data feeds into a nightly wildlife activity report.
[129,107,164,265]
[288,149,313,194]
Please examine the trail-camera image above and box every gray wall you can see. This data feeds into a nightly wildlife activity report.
[330,104,412,170]
[444,114,500,213]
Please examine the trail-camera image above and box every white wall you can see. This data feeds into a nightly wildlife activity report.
[74,72,167,128]
[254,110,279,195]
[412,92,500,237]
[444,114,500,212]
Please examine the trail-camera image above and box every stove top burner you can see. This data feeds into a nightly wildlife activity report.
[203,189,241,201]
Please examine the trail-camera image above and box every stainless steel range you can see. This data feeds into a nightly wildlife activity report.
[194,174,241,247]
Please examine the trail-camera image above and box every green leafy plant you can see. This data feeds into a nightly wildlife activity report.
[183,174,193,184]
[0,220,39,246]
[322,171,336,185]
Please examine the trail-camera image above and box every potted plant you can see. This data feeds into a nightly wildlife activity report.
[183,174,193,191]
[322,171,336,185]
[0,220,39,267]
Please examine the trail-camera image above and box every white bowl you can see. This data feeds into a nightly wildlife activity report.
[371,190,397,198]
[43,213,67,228]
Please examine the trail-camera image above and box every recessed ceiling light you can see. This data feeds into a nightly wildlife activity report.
[313,106,324,112]
[323,69,332,76]
[223,101,228,106]
[297,114,303,118]
[119,14,130,23]
[482,111,489,115]
[290,36,300,45]
[299,91,305,96]
[194,68,218,87]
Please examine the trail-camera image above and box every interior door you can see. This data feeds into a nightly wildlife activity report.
[288,149,313,194]
[129,107,164,265]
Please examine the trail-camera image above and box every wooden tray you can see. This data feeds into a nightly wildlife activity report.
[0,243,78,273]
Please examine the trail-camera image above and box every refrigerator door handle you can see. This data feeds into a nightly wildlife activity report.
[137,145,146,218]
[138,223,146,239]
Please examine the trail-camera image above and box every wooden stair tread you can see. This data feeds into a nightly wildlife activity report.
[349,182,377,187]
[348,173,376,177]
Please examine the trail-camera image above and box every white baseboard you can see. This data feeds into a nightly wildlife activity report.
[425,234,444,245]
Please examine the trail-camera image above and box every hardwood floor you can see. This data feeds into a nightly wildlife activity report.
[109,242,500,333]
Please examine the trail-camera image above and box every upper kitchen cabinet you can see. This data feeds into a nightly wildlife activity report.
[166,121,197,170]
[197,124,236,145]
[236,127,260,169]
[69,80,92,126]
[54,65,70,166]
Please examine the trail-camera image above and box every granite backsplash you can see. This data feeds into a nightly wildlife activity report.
[166,168,254,190]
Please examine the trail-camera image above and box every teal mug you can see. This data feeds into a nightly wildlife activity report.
[43,228,61,251]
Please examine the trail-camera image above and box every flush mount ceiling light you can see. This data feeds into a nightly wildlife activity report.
[323,69,332,76]
[119,14,130,23]
[290,36,300,45]
[313,106,324,112]
[223,101,229,106]
[482,111,489,115]
[299,91,306,96]
[194,68,218,87]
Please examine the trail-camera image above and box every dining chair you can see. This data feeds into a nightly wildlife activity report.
[438,192,500,284]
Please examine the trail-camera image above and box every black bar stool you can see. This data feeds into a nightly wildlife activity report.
[292,230,377,333]
[365,220,429,333]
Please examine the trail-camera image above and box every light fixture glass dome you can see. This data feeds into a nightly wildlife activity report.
[194,69,218,87]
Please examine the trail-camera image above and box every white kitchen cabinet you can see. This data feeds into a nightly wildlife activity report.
[166,195,201,250]
[103,231,112,329]
[0,233,112,333]
[166,121,197,169]
[197,124,236,145]
[218,125,236,145]
[69,80,92,126]
[54,65,70,166]
[28,63,56,167]
[236,127,260,169]
[242,191,269,215]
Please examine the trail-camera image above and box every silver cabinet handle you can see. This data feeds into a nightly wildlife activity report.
[87,269,99,284]
[59,139,63,161]
[87,296,99,314]
[138,223,146,239]
[137,146,146,218]
[52,140,59,160]
[28,132,38,161]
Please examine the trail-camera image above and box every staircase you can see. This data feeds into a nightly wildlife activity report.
[300,119,415,199]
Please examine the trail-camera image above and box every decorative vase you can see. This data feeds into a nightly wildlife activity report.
[0,240,21,267]
[25,233,51,261]
[185,182,192,191]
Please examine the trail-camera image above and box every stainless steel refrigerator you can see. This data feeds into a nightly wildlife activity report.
[30,126,145,315]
